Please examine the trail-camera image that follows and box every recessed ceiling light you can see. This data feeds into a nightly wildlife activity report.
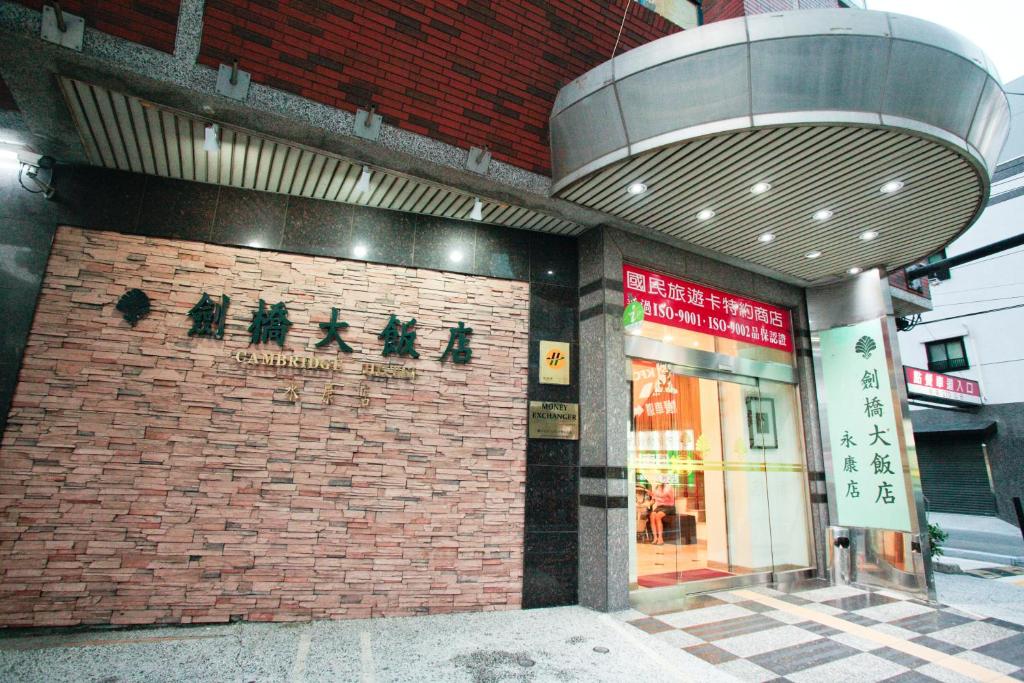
[812,209,834,221]
[449,249,464,263]
[751,182,772,195]
[758,232,775,243]
[849,267,863,275]
[627,181,648,195]
[353,244,368,258]
[880,180,904,194]
[860,230,879,241]
[546,270,554,276]
[696,209,716,221]
[805,250,822,259]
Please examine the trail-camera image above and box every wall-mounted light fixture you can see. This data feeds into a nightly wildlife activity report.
[470,197,484,221]
[355,165,372,194]
[203,123,220,152]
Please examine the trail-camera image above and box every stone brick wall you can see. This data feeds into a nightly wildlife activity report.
[0,227,529,627]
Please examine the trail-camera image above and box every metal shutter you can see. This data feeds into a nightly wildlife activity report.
[916,437,997,516]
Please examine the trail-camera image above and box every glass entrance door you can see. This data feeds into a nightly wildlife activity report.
[628,360,814,597]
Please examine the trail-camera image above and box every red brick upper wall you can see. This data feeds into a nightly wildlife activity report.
[11,0,181,53]
[198,0,680,176]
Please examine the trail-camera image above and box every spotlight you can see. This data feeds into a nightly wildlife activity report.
[813,209,833,221]
[805,250,822,259]
[751,182,772,195]
[355,165,372,194]
[203,123,220,152]
[860,230,878,241]
[470,197,484,221]
[758,232,775,243]
[696,209,715,221]
[627,181,647,195]
[353,244,368,259]
[848,267,863,275]
[880,181,904,194]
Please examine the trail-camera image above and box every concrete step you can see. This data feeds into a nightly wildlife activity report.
[941,547,1024,566]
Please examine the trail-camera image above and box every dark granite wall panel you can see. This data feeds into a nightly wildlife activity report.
[522,273,580,609]
[0,163,581,609]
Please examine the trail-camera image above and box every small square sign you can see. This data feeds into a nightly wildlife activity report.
[539,341,570,385]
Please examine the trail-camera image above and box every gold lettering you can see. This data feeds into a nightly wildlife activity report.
[247,353,259,365]
[275,354,287,366]
[261,353,274,365]
[234,351,246,363]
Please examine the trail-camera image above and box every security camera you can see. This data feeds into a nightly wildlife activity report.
[17,151,55,170]
[15,151,56,199]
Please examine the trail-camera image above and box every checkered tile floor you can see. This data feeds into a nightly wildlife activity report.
[626,579,1024,682]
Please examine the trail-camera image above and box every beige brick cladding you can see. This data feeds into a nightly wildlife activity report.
[0,227,529,627]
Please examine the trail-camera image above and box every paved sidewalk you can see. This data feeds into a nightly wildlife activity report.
[0,605,734,683]
[4,578,1024,682]
[624,579,1024,682]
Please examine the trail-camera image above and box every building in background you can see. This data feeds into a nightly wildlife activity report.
[898,75,1024,525]
[0,1,1010,627]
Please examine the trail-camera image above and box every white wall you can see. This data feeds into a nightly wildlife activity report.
[899,76,1024,406]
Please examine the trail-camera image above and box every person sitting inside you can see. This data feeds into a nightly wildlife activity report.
[636,485,653,542]
[650,476,676,546]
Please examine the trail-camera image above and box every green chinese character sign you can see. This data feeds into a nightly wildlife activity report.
[819,318,912,532]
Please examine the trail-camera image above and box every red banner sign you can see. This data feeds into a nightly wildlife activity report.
[904,366,982,406]
[622,264,794,352]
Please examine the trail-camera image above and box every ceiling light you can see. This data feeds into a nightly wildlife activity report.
[805,250,822,259]
[353,244,368,259]
[449,249,464,263]
[812,209,833,221]
[880,180,904,194]
[696,209,715,221]
[627,181,647,195]
[355,165,372,194]
[203,123,220,152]
[758,232,775,243]
[546,270,554,276]
[750,182,772,195]
[470,197,484,221]
[860,230,878,241]
[848,267,862,275]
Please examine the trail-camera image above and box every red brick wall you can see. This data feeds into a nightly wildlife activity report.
[10,0,181,53]
[198,0,680,175]
[0,227,529,627]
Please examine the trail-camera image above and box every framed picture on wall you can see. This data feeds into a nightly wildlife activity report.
[746,396,778,449]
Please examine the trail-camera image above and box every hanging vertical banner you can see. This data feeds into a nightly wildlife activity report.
[819,319,912,532]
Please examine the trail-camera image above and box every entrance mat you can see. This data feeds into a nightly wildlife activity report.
[638,568,733,587]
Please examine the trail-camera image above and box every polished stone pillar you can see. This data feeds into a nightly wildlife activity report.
[807,269,936,601]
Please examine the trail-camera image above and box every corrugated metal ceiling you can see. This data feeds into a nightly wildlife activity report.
[556,125,983,281]
[58,77,584,237]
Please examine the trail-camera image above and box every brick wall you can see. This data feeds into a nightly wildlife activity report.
[0,227,529,627]
[198,0,680,175]
[10,0,181,53]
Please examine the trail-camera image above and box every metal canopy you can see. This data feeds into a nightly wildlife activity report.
[549,9,1011,282]
[59,78,584,237]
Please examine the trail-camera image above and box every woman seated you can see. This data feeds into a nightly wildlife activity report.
[650,476,676,545]
[636,485,653,542]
